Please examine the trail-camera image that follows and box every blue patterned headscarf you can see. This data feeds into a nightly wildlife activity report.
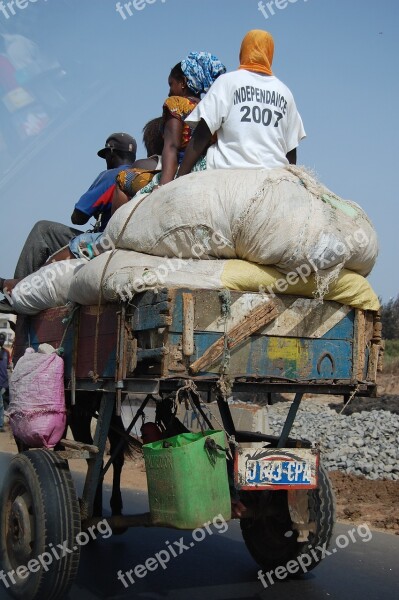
[181,52,226,95]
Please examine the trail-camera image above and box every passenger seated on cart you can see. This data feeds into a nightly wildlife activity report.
[75,51,226,261]
[111,117,164,215]
[112,51,226,210]
[0,132,138,311]
[0,117,173,310]
[177,29,306,177]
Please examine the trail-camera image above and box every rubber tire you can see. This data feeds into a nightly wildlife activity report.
[240,464,335,573]
[0,450,81,600]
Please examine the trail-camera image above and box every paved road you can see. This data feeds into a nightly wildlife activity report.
[1,451,398,600]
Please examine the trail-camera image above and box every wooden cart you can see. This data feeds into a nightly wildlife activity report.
[0,288,382,600]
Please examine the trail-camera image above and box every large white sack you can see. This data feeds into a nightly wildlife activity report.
[68,250,225,305]
[104,166,378,279]
[67,250,379,310]
[11,259,87,315]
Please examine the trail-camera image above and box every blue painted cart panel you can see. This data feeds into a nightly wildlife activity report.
[168,332,353,379]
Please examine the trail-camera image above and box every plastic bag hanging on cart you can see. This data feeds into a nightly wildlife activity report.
[7,346,66,448]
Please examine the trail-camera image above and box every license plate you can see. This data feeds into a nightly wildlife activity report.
[235,448,319,490]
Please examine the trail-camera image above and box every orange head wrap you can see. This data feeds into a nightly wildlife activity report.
[239,30,274,76]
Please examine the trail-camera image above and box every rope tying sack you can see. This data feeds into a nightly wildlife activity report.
[57,304,80,356]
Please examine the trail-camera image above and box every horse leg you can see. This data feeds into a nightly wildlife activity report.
[14,436,30,453]
[108,414,125,517]
[68,393,103,517]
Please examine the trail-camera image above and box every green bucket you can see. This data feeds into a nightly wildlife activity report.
[143,430,231,529]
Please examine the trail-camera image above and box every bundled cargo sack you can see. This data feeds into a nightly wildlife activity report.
[68,250,225,305]
[104,167,378,288]
[7,346,66,448]
[10,258,87,315]
[67,250,379,311]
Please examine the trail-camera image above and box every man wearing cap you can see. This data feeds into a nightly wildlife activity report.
[0,332,11,432]
[71,133,137,230]
[0,133,136,309]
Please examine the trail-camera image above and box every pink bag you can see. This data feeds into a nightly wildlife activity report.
[8,347,66,448]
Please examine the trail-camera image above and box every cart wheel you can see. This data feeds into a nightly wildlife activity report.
[240,464,335,573]
[0,450,81,600]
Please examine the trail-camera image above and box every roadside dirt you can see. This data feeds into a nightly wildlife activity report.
[266,372,399,534]
[330,372,399,533]
[1,374,398,533]
[329,470,399,534]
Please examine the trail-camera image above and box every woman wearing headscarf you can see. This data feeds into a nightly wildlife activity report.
[116,51,226,199]
[159,51,226,185]
[178,30,306,177]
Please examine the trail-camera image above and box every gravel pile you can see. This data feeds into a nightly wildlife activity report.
[267,401,399,481]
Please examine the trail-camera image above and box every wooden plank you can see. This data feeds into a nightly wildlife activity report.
[353,310,366,380]
[182,293,195,356]
[200,294,352,340]
[372,312,382,342]
[14,307,70,354]
[129,288,171,308]
[262,299,352,339]
[367,343,380,382]
[70,309,80,405]
[193,291,264,331]
[378,339,385,373]
[166,343,187,372]
[56,450,93,460]
[60,439,99,453]
[131,301,172,331]
[189,300,278,374]
[365,311,375,344]
[76,307,119,379]
[126,336,138,375]
[137,347,167,362]
[79,305,120,335]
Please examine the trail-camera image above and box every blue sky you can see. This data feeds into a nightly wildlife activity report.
[0,0,397,300]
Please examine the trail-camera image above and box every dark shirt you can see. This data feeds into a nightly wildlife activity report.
[0,347,10,389]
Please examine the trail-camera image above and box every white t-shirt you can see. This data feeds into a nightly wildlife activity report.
[186,70,306,170]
